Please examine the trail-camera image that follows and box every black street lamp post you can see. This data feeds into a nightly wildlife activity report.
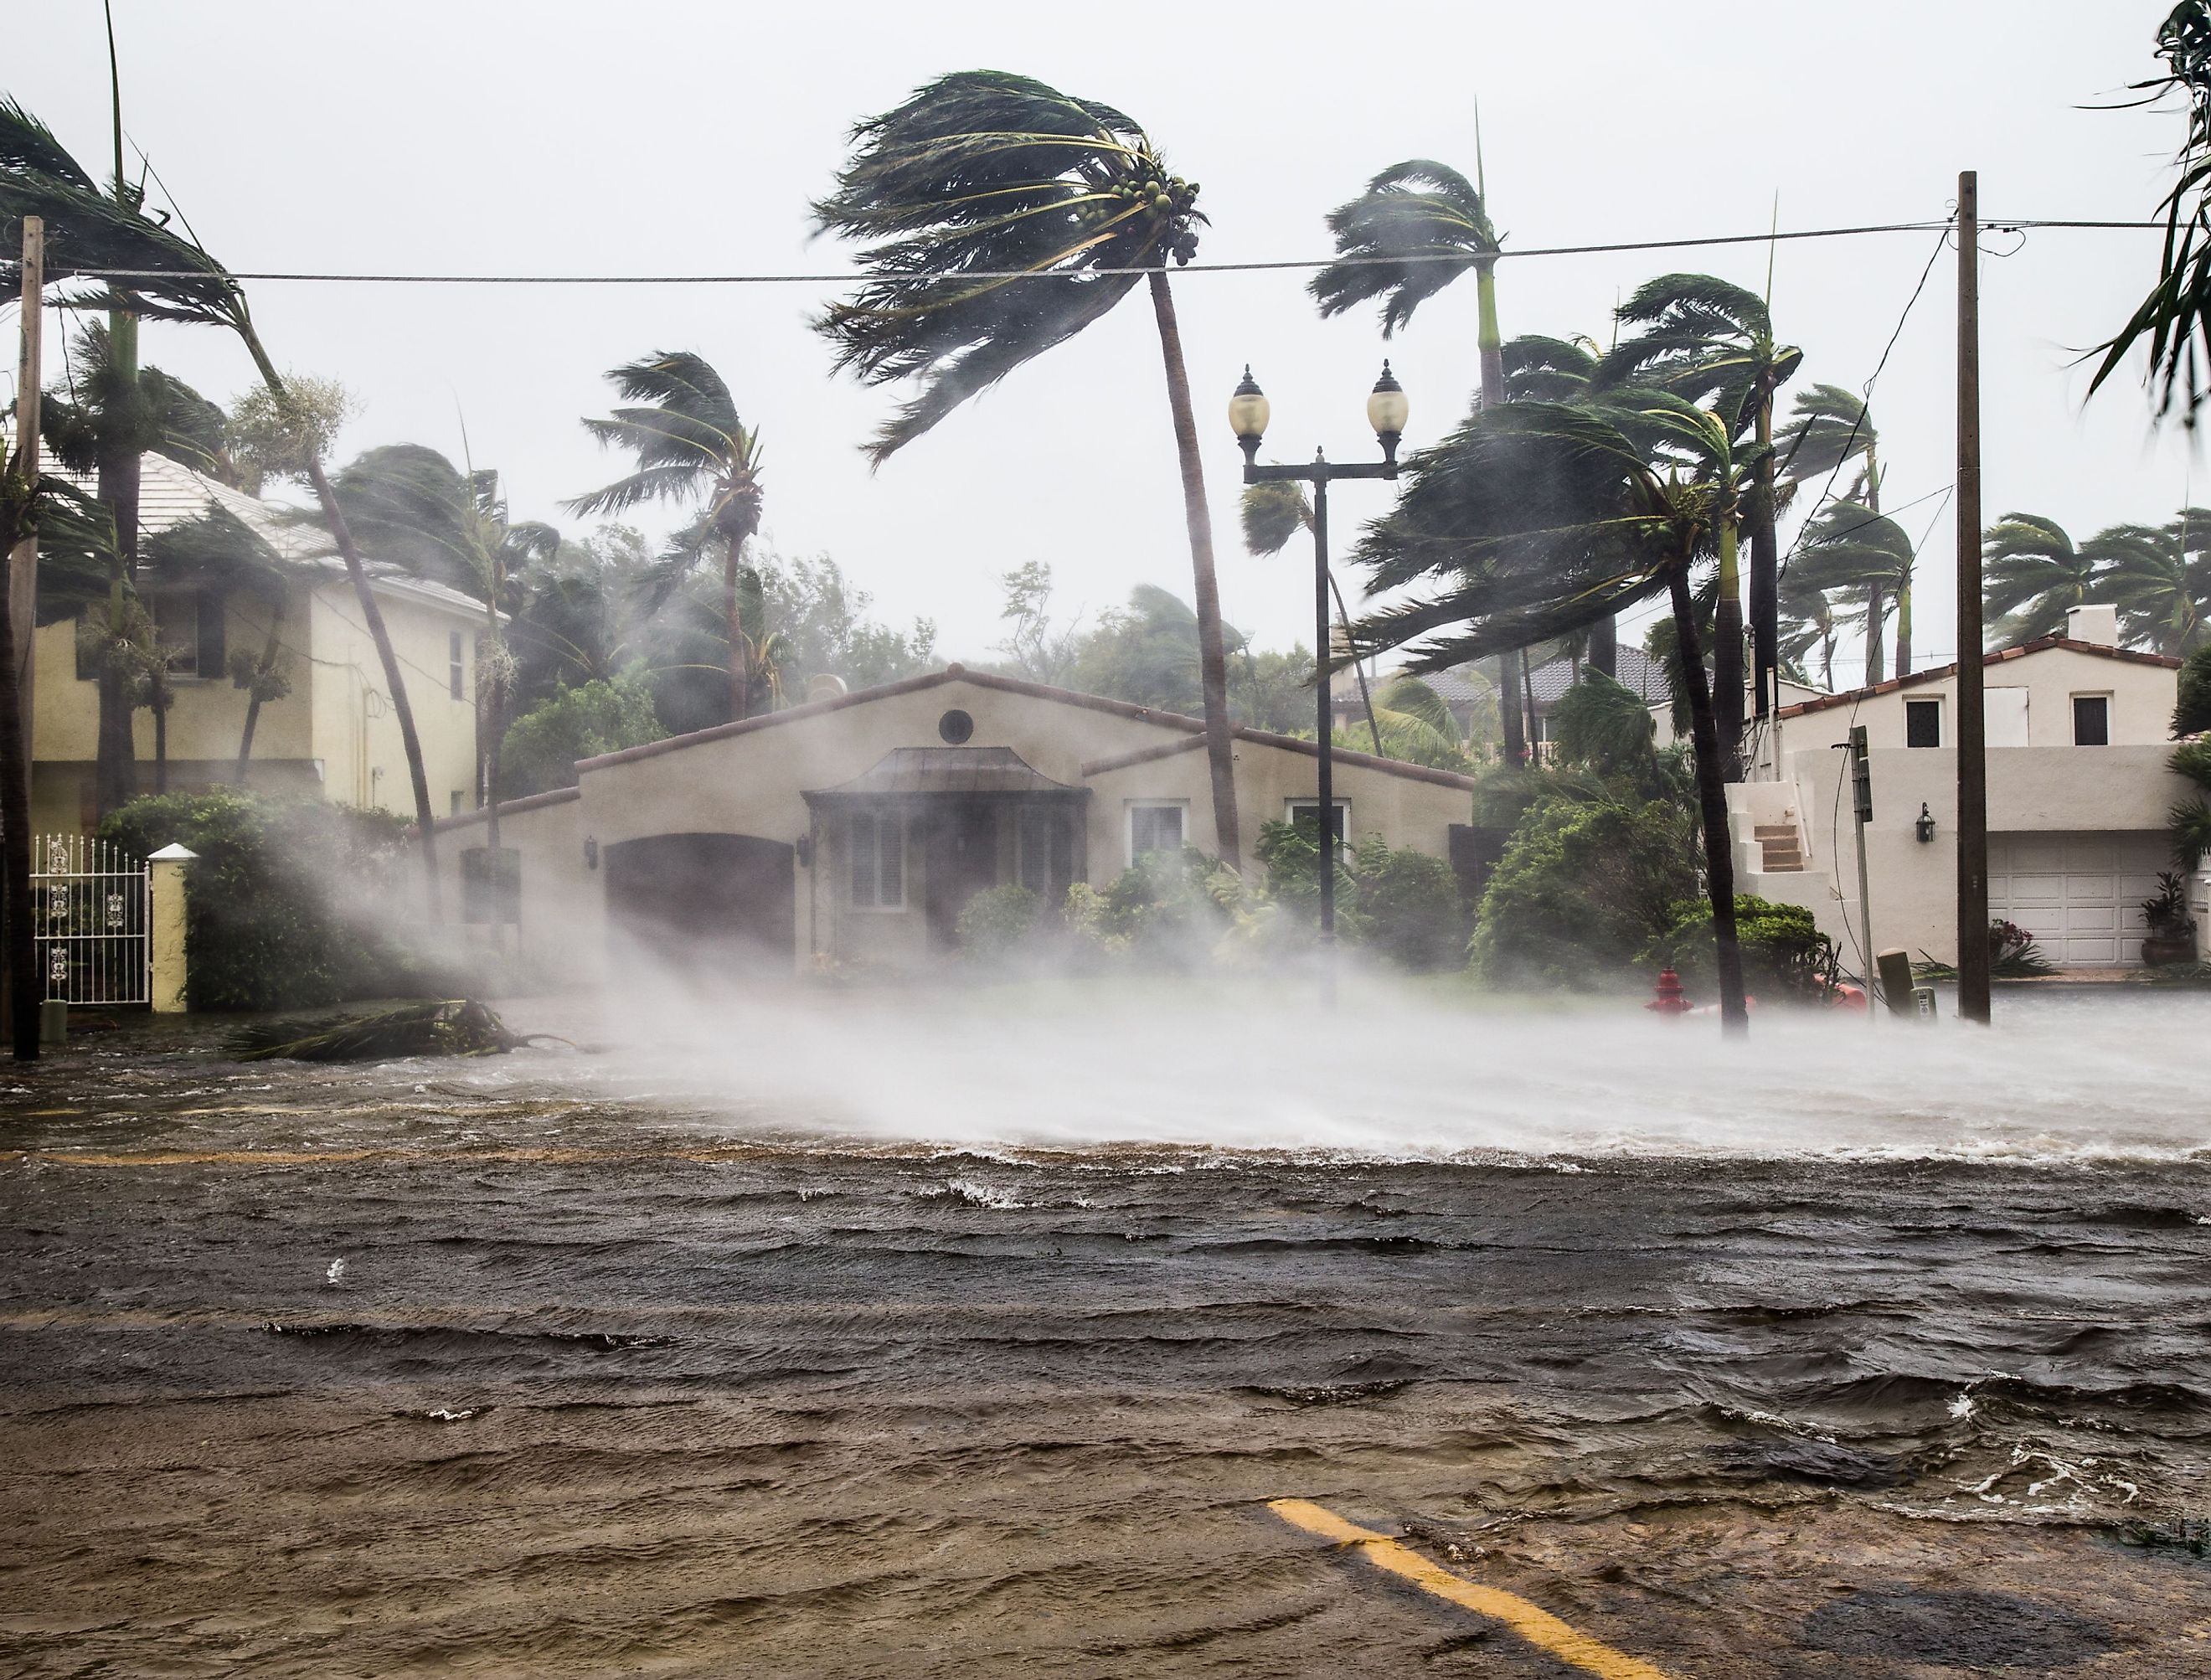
[1228,363,1409,1000]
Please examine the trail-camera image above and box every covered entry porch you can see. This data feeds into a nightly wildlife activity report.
[802,748,1088,965]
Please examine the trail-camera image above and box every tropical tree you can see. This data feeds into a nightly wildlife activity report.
[2099,508,2211,655]
[1600,274,1802,763]
[1348,394,1764,1032]
[1982,513,2099,647]
[140,504,292,782]
[1500,332,1600,401]
[1240,477,1384,751]
[331,444,560,855]
[1791,501,1915,687]
[812,70,1242,863]
[566,353,764,720]
[1308,158,1594,724]
[1775,382,1910,677]
[3,98,447,915]
[2093,0,2211,422]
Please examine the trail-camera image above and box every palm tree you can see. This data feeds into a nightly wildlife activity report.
[1774,382,1911,678]
[1790,501,1915,687]
[332,444,560,857]
[1307,158,1600,723]
[2099,509,2211,655]
[1982,513,2098,647]
[1348,394,1764,1033]
[4,91,448,915]
[812,70,1241,862]
[566,353,763,721]
[1500,332,1600,401]
[137,503,293,782]
[1240,479,1384,753]
[1600,274,1802,762]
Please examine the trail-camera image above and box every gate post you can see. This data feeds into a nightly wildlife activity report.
[148,843,196,1013]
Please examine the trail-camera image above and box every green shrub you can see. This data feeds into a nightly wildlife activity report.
[1351,834,1467,971]
[101,791,426,1011]
[497,670,662,797]
[1647,894,1839,1002]
[1099,847,1237,964]
[955,884,1043,961]
[1471,796,1697,990]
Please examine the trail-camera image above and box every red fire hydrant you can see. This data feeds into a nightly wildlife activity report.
[1647,965,1692,1016]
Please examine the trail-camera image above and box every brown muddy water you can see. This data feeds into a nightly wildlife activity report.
[3,984,2211,1677]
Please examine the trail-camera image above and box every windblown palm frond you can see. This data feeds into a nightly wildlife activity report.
[1309,159,1497,337]
[1240,481,1311,556]
[1982,513,2098,645]
[1500,334,1600,402]
[1598,272,1802,441]
[811,70,1203,463]
[2090,508,2211,653]
[1775,381,1877,493]
[141,503,285,595]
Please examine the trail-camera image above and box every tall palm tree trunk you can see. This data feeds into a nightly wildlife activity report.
[94,368,141,816]
[1863,585,1888,686]
[234,327,441,916]
[1147,270,1240,866]
[0,539,38,1059]
[151,689,168,793]
[1498,650,1526,764]
[1749,395,1779,724]
[1714,516,1746,776]
[234,597,284,782]
[724,545,751,723]
[1472,264,1538,760]
[1587,615,1618,679]
[1669,564,1748,1034]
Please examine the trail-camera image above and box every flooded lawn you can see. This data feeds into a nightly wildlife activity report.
[3,985,2209,1675]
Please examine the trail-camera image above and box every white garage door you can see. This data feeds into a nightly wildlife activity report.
[1987,832,2168,966]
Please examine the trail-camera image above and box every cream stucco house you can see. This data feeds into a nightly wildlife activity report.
[436,665,1481,982]
[1731,605,2197,971]
[28,454,487,836]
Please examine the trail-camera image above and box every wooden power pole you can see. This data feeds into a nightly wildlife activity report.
[1954,172,1991,1023]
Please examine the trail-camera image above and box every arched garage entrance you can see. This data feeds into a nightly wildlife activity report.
[604,833,796,977]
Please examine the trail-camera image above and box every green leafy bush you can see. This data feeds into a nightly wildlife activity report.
[955,884,1043,961]
[1098,846,1238,964]
[497,670,662,797]
[1471,796,1697,990]
[1350,834,1466,971]
[1647,894,1839,1002]
[2174,643,2211,738]
[101,791,426,1011]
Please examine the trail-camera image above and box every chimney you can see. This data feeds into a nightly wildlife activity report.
[2065,604,2118,647]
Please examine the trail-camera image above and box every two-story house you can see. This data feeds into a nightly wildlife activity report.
[1729,605,2195,971]
[28,453,487,836]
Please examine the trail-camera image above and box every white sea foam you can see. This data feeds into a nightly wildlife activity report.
[505,977,2211,1167]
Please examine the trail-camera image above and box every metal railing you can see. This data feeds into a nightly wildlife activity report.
[32,834,152,1006]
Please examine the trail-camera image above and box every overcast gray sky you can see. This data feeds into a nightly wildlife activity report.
[9,1,2195,683]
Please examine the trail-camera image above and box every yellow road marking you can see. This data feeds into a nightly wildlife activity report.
[1269,1498,1680,1680]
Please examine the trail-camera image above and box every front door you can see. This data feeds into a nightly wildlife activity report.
[923,800,999,951]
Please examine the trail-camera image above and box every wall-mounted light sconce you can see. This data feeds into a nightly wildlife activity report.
[1915,802,1935,844]
[583,835,600,870]
[795,832,815,868]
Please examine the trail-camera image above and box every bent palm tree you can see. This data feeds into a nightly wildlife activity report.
[1791,501,1915,686]
[812,70,1240,863]
[139,504,291,781]
[566,353,762,719]
[1500,333,1600,403]
[1776,383,1909,676]
[1982,513,2099,647]
[2096,508,2211,654]
[1348,394,1762,1033]
[1600,273,1801,755]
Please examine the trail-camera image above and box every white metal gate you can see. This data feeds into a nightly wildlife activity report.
[31,834,152,1005]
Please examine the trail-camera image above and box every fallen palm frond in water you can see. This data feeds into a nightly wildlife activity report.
[231,1000,568,1063]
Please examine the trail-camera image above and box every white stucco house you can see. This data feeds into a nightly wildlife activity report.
[435,665,1483,983]
[1729,605,2198,971]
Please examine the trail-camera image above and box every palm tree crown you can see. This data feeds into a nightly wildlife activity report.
[1309,159,1498,338]
[1982,513,2097,646]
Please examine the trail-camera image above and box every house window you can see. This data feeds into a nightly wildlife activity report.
[849,811,905,910]
[1285,798,1351,850]
[449,631,466,700]
[151,590,224,679]
[1127,801,1186,862]
[1904,698,1942,749]
[2072,693,2110,746]
[1018,806,1074,895]
[451,791,466,817]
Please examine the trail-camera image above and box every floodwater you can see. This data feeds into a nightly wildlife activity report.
[4,982,2211,1676]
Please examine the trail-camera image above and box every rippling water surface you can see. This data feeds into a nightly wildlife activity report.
[4,983,2209,1675]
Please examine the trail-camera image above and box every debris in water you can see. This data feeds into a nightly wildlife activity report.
[231,1000,566,1064]
[324,1258,347,1287]
[423,1406,489,1423]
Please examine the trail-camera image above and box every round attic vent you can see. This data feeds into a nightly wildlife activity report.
[938,709,975,745]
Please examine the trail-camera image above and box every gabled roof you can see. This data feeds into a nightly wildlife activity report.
[1777,636,2183,718]
[1529,646,1670,707]
[803,746,1085,801]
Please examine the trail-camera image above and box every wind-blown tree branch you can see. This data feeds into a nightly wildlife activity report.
[1775,382,1904,677]
[1348,395,1760,1033]
[1982,513,2100,647]
[566,353,763,720]
[1240,478,1384,753]
[2092,0,2211,423]
[1599,274,1801,760]
[3,93,446,916]
[1788,501,1914,688]
[333,443,560,857]
[812,70,1242,863]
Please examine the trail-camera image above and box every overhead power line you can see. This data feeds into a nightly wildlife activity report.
[59,215,2160,287]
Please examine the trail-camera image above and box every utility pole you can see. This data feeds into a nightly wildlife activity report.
[8,214,41,796]
[1847,726,1875,1021]
[1955,172,1991,1023]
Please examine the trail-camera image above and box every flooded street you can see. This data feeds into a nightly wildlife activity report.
[5,985,2211,1675]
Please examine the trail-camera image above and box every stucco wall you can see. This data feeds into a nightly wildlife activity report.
[308,581,480,817]
[432,790,596,987]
